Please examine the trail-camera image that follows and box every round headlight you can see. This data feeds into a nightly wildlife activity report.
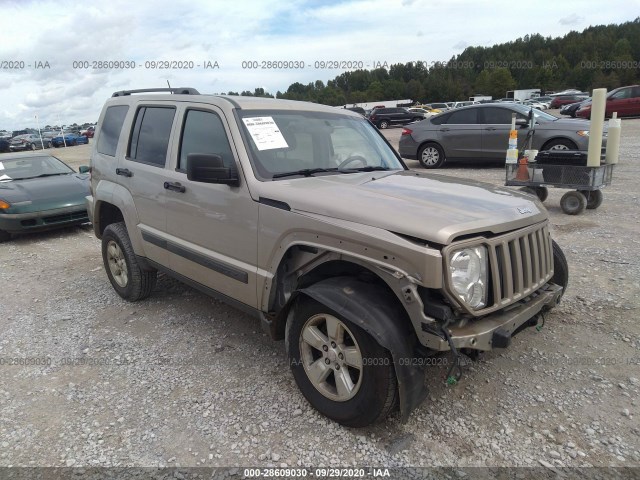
[450,246,487,309]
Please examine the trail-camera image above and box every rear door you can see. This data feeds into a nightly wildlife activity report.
[162,104,259,308]
[436,108,483,160]
[116,103,177,265]
[606,87,633,117]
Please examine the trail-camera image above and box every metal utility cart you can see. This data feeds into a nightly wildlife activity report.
[505,151,614,215]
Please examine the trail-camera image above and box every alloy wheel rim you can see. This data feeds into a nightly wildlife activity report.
[106,240,128,288]
[299,313,363,402]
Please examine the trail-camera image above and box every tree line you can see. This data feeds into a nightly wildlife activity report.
[224,18,639,105]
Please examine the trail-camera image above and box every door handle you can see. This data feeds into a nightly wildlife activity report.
[440,128,450,132]
[485,127,497,131]
[164,181,186,193]
[116,168,133,177]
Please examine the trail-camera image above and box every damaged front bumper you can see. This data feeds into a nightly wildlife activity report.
[422,283,563,352]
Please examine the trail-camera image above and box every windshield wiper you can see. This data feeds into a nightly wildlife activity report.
[272,168,339,179]
[21,172,69,179]
[340,166,390,172]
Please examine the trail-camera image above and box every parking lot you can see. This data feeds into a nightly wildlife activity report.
[1,119,639,469]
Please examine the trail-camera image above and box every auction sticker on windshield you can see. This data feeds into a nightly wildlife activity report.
[242,117,289,151]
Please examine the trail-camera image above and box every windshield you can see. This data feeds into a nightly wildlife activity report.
[509,104,558,122]
[0,155,73,181]
[237,110,404,180]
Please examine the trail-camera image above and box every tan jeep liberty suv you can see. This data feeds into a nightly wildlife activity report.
[87,87,568,427]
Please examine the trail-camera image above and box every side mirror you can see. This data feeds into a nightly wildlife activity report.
[515,118,529,127]
[186,153,240,187]
[78,165,90,174]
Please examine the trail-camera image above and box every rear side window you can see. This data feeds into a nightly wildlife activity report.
[97,105,129,156]
[482,107,514,124]
[128,106,175,167]
[178,109,234,171]
[445,109,478,124]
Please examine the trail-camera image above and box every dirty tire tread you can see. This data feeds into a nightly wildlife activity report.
[102,222,156,301]
[550,240,569,302]
[287,297,398,428]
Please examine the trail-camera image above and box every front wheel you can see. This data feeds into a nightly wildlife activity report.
[549,240,569,303]
[29,143,36,151]
[0,229,10,243]
[101,222,157,301]
[543,139,578,151]
[418,143,445,169]
[287,297,397,427]
[377,120,390,129]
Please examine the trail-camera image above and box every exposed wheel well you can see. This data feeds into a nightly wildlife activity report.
[270,253,412,341]
[97,202,124,237]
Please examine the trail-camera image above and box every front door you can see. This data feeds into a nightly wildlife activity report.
[162,105,259,308]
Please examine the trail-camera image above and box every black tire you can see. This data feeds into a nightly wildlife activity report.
[543,139,578,151]
[519,186,537,196]
[29,143,35,151]
[560,191,586,215]
[579,189,603,209]
[71,140,77,146]
[550,240,569,303]
[101,222,157,301]
[0,229,10,243]
[535,186,549,202]
[418,143,445,169]
[287,297,397,427]
[377,119,390,129]
[412,117,423,122]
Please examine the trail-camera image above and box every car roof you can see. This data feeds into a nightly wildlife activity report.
[105,91,354,116]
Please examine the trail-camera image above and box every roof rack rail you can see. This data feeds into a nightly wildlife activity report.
[111,87,200,97]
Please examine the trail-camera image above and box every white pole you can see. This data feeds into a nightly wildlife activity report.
[35,114,45,149]
[587,88,607,167]
[605,112,621,165]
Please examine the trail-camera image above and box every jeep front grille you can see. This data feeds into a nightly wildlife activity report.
[489,223,553,309]
[444,222,554,316]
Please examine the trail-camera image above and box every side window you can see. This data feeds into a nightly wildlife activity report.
[430,113,450,125]
[633,87,640,98]
[97,105,129,156]
[178,109,234,171]
[128,106,175,167]
[445,109,478,124]
[610,88,630,100]
[483,107,514,124]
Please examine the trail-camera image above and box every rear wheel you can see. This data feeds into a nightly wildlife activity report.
[101,222,157,301]
[0,229,10,243]
[287,297,397,427]
[418,143,445,169]
[29,143,36,151]
[560,190,586,215]
[378,119,390,129]
[579,189,603,209]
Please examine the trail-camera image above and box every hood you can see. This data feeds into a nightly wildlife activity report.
[0,173,89,213]
[537,117,596,131]
[256,171,546,245]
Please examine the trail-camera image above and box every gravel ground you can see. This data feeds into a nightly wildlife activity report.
[0,116,639,473]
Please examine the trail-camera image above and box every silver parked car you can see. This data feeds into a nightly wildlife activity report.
[398,103,605,168]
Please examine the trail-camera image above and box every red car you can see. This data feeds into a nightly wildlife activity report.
[549,94,588,109]
[81,126,95,138]
[576,85,640,119]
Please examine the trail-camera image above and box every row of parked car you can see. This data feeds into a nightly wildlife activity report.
[559,84,640,119]
[0,128,94,153]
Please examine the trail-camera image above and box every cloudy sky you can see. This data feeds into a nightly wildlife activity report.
[0,0,636,129]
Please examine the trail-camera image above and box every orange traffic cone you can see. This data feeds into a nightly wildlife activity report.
[516,156,530,181]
